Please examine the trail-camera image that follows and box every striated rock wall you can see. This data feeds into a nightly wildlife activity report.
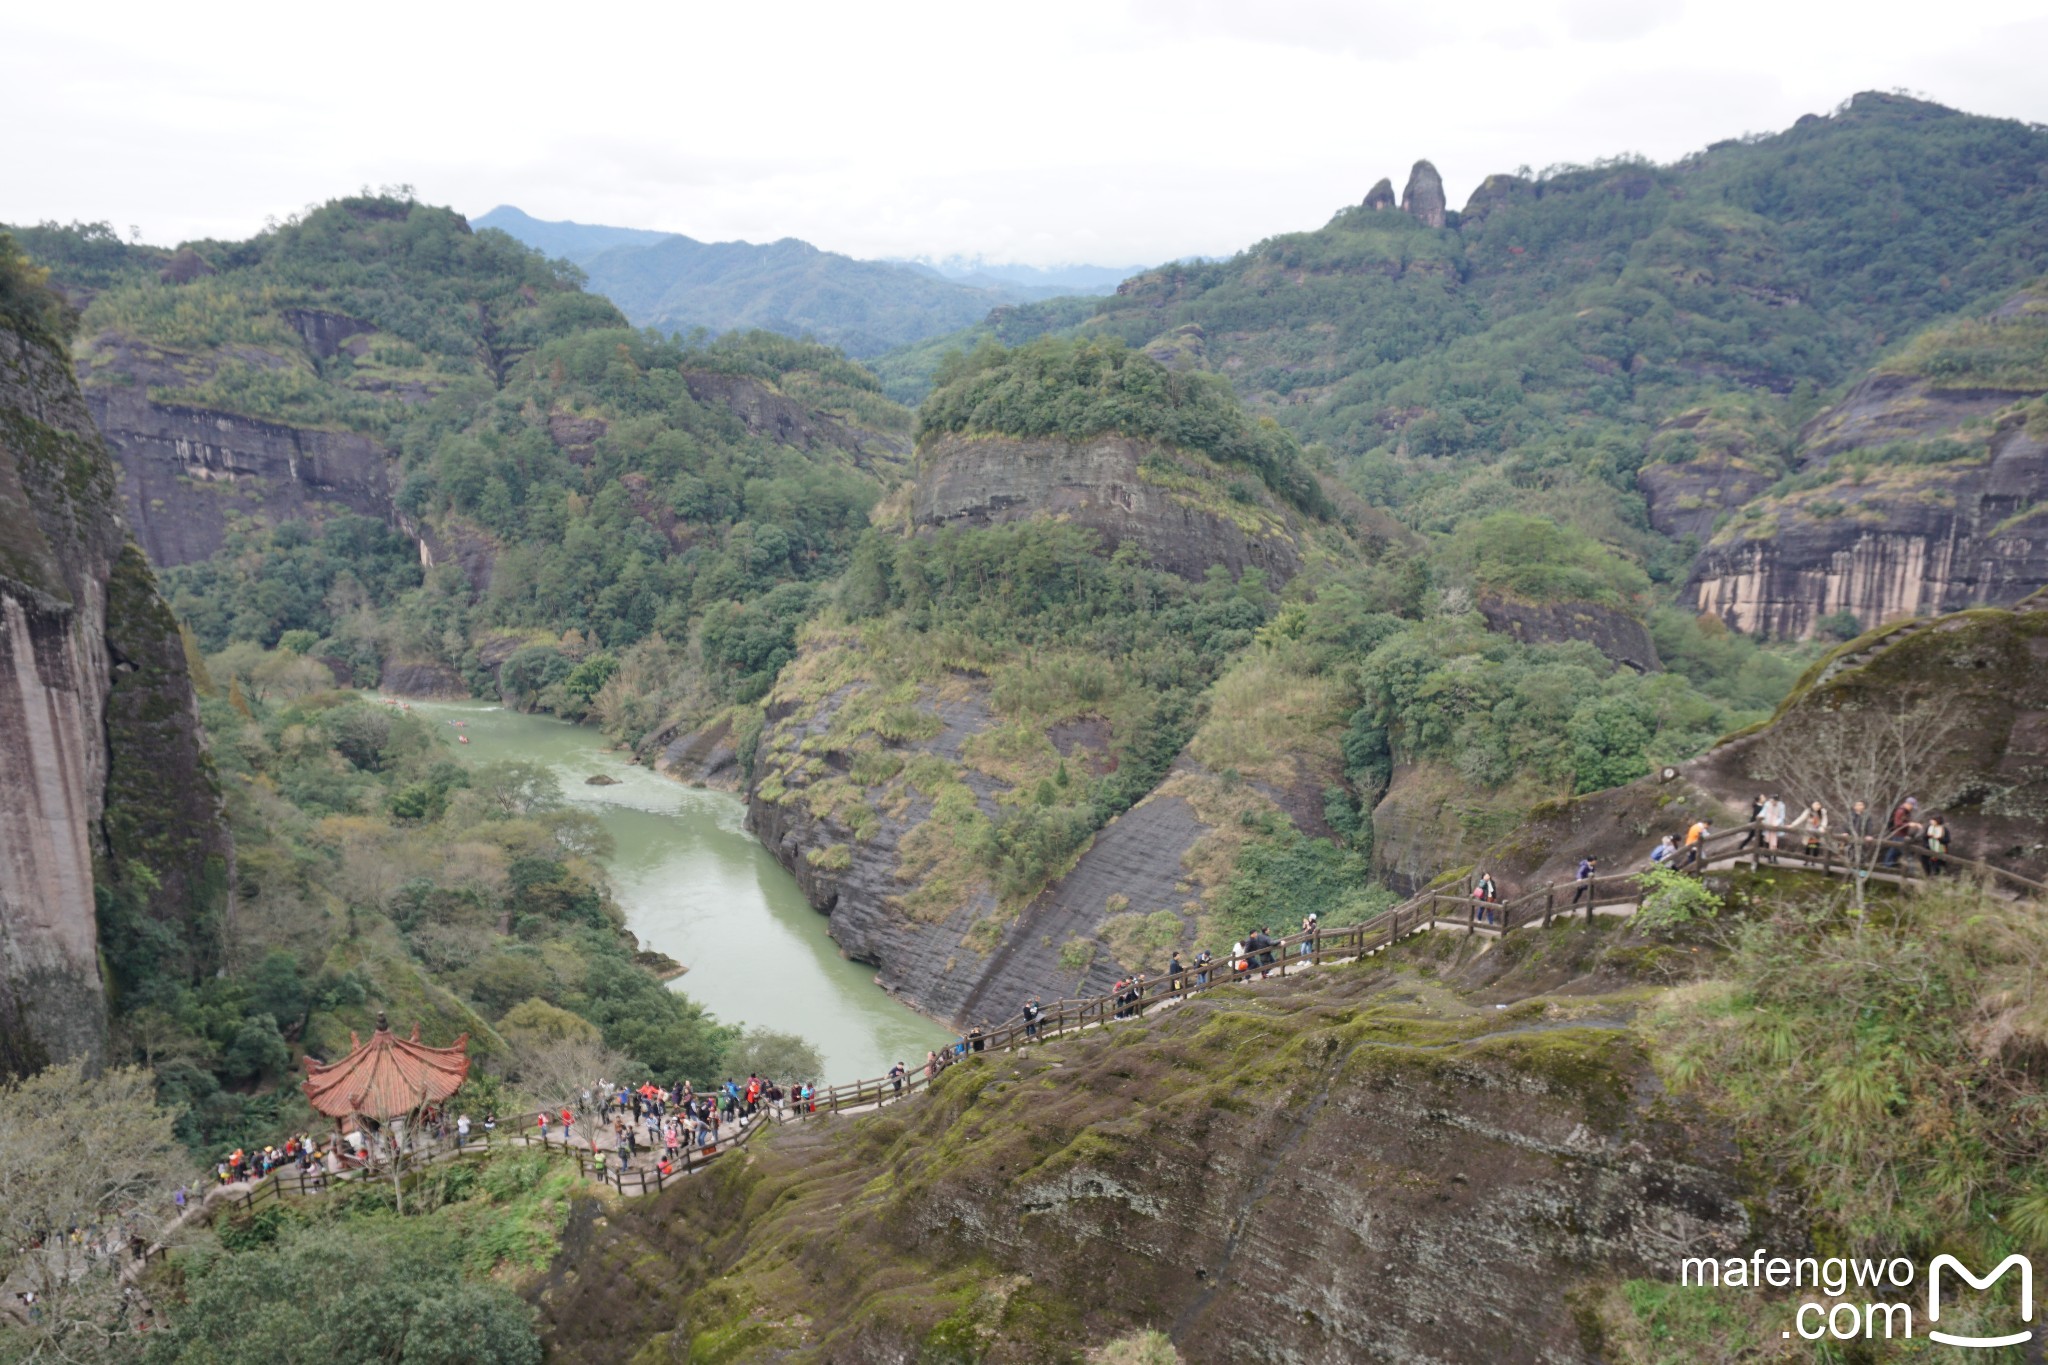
[746,681,1011,1023]
[1688,365,2048,639]
[85,379,396,568]
[1689,411,2047,638]
[0,308,228,1070]
[912,432,1307,586]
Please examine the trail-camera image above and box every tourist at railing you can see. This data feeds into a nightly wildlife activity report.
[1922,813,1951,875]
[1883,798,1920,868]
[1800,802,1828,857]
[1736,795,1766,850]
[1472,874,1498,924]
[1646,834,1678,867]
[1570,857,1597,905]
[1678,819,1711,870]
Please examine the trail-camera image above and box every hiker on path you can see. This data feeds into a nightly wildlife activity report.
[1647,834,1678,867]
[1022,998,1043,1038]
[1921,813,1951,875]
[1801,802,1828,858]
[889,1062,906,1097]
[1472,875,1498,924]
[1571,857,1598,905]
[1883,798,1919,868]
[1679,819,1712,870]
[1737,795,1766,850]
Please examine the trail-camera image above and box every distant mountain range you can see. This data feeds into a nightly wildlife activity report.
[892,256,1145,296]
[473,206,1144,359]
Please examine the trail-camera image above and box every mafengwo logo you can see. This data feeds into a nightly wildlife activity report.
[1679,1249,2034,1346]
[1928,1255,2032,1349]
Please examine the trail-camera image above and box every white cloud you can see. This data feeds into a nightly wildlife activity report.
[1,0,2043,266]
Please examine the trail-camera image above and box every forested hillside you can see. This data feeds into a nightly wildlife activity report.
[15,198,911,737]
[880,92,2048,640]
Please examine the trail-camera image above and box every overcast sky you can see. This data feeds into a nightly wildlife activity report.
[4,0,2043,268]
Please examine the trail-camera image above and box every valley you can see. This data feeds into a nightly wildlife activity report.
[1,83,2045,1365]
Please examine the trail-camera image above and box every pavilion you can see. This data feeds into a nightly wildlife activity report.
[301,1012,471,1131]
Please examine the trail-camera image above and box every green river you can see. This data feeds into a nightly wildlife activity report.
[399,699,952,1081]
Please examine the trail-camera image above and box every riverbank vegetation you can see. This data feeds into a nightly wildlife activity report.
[113,658,733,1159]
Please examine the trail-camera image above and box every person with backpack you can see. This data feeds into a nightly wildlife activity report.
[1022,998,1043,1038]
[889,1061,906,1097]
[1647,835,1678,867]
[1472,874,1498,925]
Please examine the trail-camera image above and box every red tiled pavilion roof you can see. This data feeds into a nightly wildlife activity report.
[301,1017,470,1121]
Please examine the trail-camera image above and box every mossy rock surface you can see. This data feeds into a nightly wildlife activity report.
[531,960,1753,1363]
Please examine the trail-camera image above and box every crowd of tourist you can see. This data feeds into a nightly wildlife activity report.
[1726,795,1953,873]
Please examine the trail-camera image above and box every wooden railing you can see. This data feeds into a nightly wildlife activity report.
[139,1117,772,1261]
[778,820,2045,1117]
[140,820,2042,1253]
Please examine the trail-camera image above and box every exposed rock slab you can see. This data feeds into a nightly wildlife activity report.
[913,432,1306,586]
[85,390,395,569]
[682,370,909,476]
[1479,595,1662,672]
[955,792,1209,1022]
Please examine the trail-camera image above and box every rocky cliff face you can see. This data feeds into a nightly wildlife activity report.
[534,957,1756,1364]
[743,433,1333,1026]
[912,432,1308,587]
[1477,596,1662,673]
[681,369,910,478]
[1686,283,2048,640]
[1689,393,2047,638]
[0,297,228,1072]
[76,332,397,568]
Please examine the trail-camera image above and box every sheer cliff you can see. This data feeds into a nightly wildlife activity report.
[0,240,229,1074]
[1681,281,2048,639]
